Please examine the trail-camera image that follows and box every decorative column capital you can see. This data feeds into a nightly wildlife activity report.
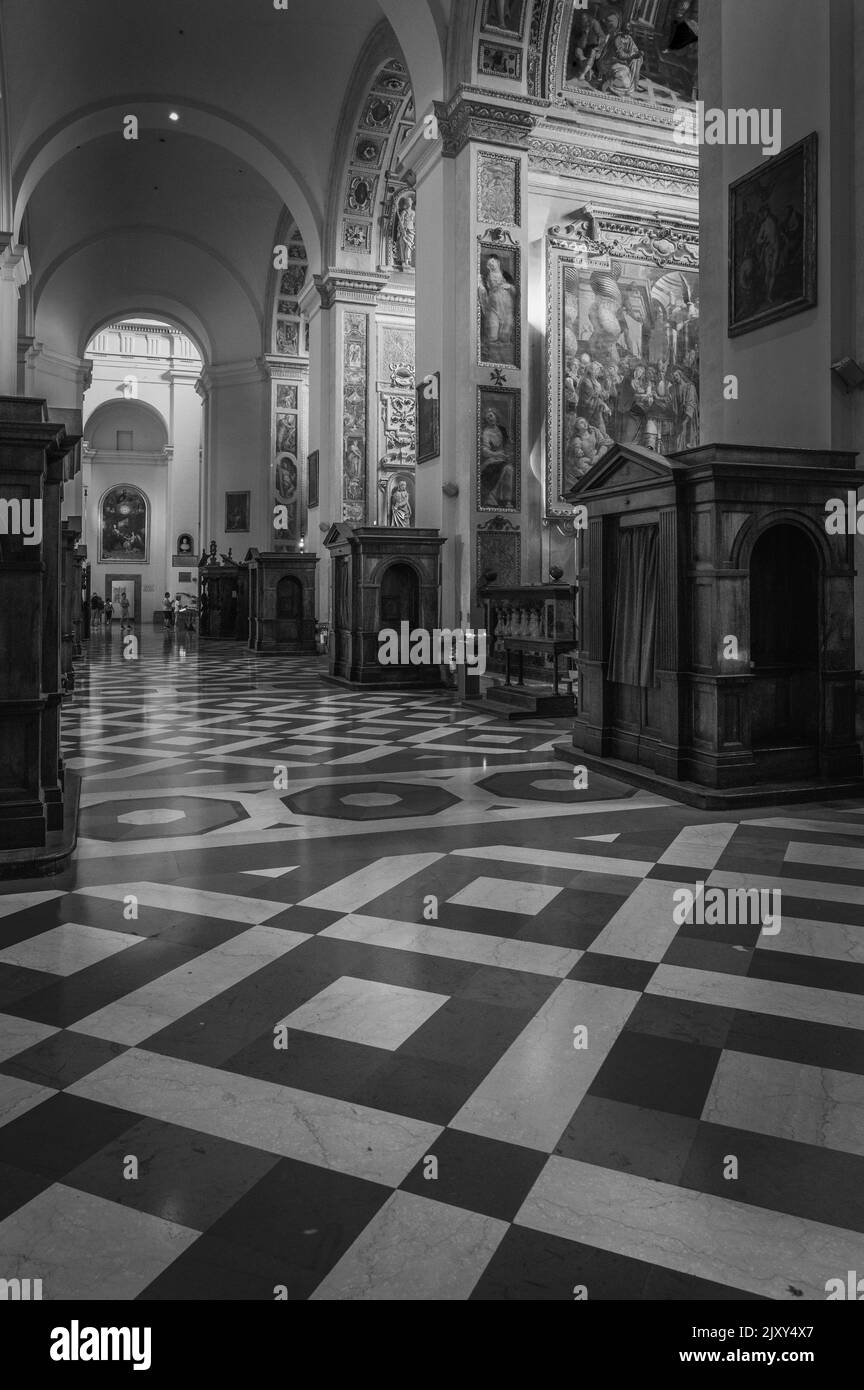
[0,236,31,289]
[313,268,391,311]
[196,360,269,395]
[433,87,542,160]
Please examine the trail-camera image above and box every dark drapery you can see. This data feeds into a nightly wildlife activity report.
[608,524,659,688]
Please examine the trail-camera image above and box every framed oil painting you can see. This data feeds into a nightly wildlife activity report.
[307,451,319,510]
[481,0,527,39]
[416,371,440,463]
[275,455,299,540]
[478,386,520,512]
[547,240,700,516]
[729,133,817,338]
[478,236,520,368]
[99,485,149,563]
[225,491,250,533]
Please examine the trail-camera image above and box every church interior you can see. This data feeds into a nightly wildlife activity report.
[1,0,864,1308]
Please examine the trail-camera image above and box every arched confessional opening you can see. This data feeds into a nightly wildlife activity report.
[749,524,820,762]
[380,563,420,632]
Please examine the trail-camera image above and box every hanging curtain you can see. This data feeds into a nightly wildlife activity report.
[608,525,660,687]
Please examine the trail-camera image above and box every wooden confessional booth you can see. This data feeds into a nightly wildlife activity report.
[198,545,249,641]
[323,525,446,686]
[564,443,864,805]
[247,548,319,653]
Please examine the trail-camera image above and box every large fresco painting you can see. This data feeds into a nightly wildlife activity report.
[564,0,698,105]
[546,213,699,515]
[99,485,149,563]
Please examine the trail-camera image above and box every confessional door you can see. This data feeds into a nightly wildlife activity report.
[749,524,819,775]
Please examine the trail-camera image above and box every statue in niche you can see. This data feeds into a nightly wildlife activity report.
[388,477,413,528]
[394,193,416,270]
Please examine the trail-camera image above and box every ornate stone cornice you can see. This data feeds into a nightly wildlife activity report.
[547,204,699,267]
[529,136,699,194]
[314,267,390,310]
[433,90,541,158]
[375,286,415,318]
[263,354,310,382]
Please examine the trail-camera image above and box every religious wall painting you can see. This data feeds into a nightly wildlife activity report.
[478,387,521,512]
[342,311,368,523]
[729,133,817,338]
[478,41,523,81]
[416,372,440,464]
[478,233,520,368]
[547,234,700,515]
[225,491,250,533]
[274,454,300,541]
[276,384,298,411]
[99,485,149,563]
[564,0,698,105]
[477,152,521,228]
[481,0,528,39]
[275,413,298,456]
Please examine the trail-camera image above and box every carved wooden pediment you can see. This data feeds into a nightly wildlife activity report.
[323,522,356,549]
[565,443,680,500]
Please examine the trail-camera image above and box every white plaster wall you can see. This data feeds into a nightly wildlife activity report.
[700,0,855,451]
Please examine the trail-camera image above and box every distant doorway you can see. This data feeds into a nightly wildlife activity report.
[105,573,142,623]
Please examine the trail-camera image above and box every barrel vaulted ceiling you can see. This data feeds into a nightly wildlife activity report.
[0,0,451,364]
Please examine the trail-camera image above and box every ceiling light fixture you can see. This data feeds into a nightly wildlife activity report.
[169,111,180,122]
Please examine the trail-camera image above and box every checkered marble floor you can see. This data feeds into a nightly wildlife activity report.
[1,631,863,1300]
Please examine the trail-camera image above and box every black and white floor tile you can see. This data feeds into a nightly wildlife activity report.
[1,631,863,1299]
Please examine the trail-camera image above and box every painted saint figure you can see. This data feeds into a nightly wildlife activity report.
[672,370,700,451]
[479,254,518,363]
[597,14,644,98]
[480,407,515,507]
